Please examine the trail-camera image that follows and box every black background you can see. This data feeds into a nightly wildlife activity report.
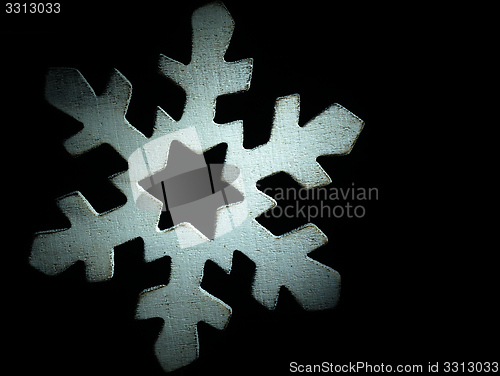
[3,1,497,375]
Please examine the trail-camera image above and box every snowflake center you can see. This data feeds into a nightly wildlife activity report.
[139,141,243,239]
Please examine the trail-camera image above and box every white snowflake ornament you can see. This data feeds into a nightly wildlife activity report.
[30,2,364,372]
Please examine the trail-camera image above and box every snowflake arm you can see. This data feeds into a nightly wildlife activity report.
[30,173,163,282]
[224,94,364,219]
[243,94,364,190]
[158,2,253,126]
[45,67,147,159]
[236,220,340,311]
[136,254,231,373]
